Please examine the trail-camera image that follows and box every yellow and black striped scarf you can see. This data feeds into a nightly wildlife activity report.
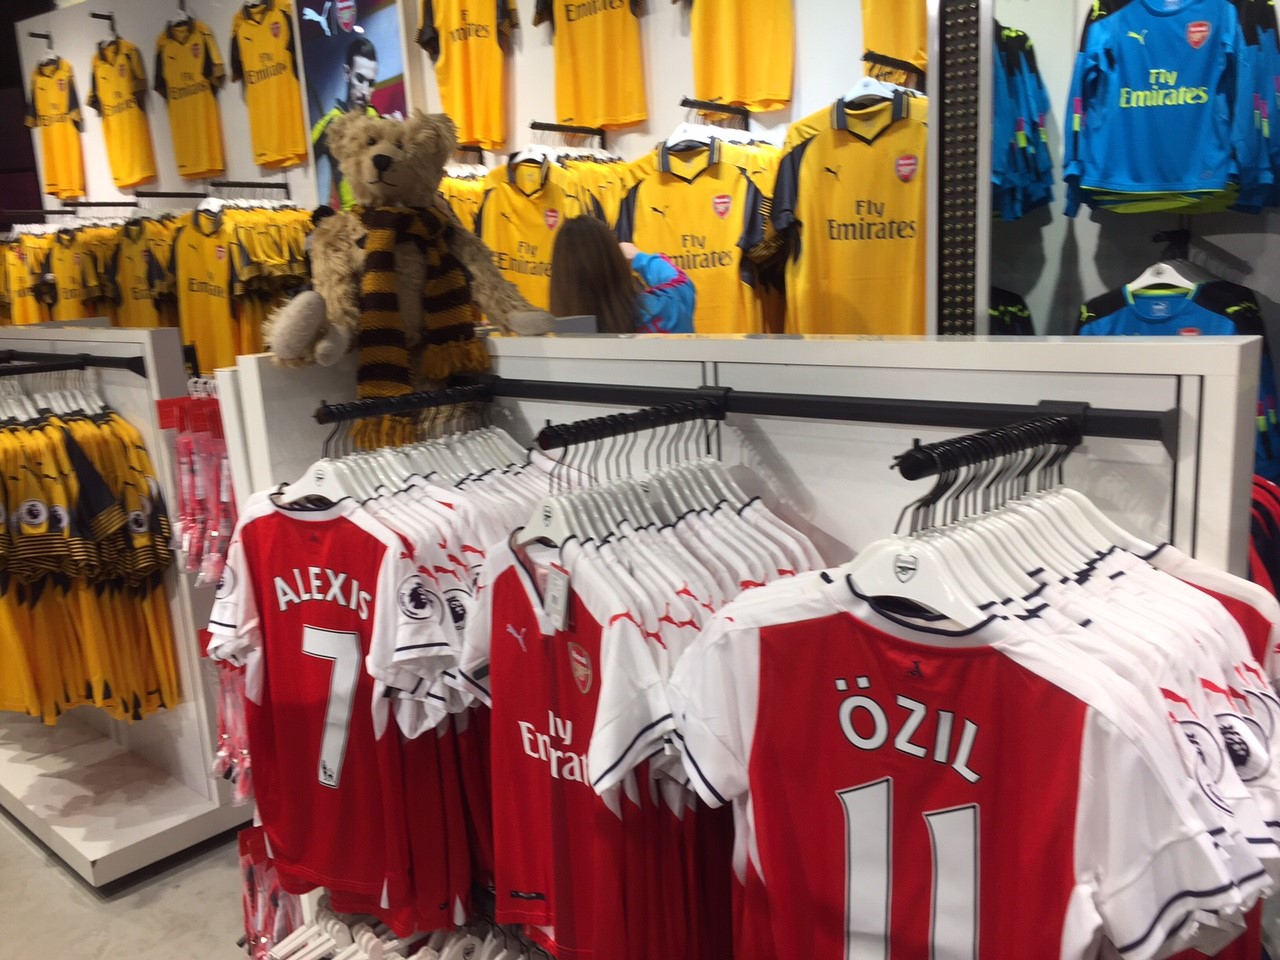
[356,205,489,445]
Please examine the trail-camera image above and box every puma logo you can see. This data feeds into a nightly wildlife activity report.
[824,165,841,180]
[650,206,668,217]
[303,2,333,36]
[1127,29,1147,44]
[506,623,527,652]
[907,660,925,679]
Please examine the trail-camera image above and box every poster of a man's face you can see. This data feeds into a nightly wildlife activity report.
[297,0,408,209]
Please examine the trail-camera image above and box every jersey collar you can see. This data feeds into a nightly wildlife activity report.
[97,39,122,63]
[659,139,722,183]
[244,0,274,24]
[192,207,225,236]
[831,90,910,144]
[508,157,551,197]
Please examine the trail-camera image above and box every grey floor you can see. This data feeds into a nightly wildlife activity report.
[0,811,245,958]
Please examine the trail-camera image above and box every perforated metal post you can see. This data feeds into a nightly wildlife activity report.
[936,0,984,335]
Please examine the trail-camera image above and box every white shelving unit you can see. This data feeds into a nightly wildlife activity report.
[0,327,248,886]
[222,335,1260,576]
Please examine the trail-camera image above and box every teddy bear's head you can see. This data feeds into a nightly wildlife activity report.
[325,109,458,208]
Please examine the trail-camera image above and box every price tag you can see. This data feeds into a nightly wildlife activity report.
[543,562,571,634]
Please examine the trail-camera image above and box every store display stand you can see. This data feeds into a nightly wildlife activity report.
[0,327,248,886]
[222,335,1260,577]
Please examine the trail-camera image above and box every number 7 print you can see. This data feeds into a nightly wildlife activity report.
[301,626,362,789]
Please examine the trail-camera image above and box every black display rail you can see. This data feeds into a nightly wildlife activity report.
[0,348,147,379]
[529,121,608,150]
[679,98,750,129]
[893,412,1083,482]
[89,12,119,39]
[311,375,1175,458]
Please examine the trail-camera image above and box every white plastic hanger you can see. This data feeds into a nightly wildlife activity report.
[1127,260,1197,292]
[843,75,897,104]
[844,535,992,627]
[665,122,715,150]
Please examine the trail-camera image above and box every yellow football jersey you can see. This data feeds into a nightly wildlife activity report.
[111,222,168,328]
[172,210,245,370]
[45,233,102,322]
[475,160,598,308]
[862,0,927,86]
[533,0,646,128]
[154,20,226,179]
[88,39,157,189]
[616,142,764,334]
[770,93,928,335]
[230,1,309,168]
[25,58,85,201]
[440,175,489,231]
[419,0,518,148]
[563,157,634,227]
[688,0,793,111]
[3,241,46,326]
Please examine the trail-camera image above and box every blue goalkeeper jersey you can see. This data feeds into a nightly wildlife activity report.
[1079,288,1238,335]
[1067,0,1265,198]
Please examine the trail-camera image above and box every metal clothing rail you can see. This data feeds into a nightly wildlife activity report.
[311,376,1175,456]
[679,97,750,127]
[0,359,88,378]
[313,381,496,424]
[0,349,147,378]
[894,413,1082,481]
[89,12,118,38]
[536,398,723,451]
[529,121,608,150]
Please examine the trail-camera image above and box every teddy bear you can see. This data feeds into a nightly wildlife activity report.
[266,110,553,396]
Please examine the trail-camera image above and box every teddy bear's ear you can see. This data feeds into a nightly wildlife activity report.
[324,111,369,173]
[405,110,458,172]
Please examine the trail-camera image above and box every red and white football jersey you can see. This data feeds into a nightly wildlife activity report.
[207,493,450,906]
[481,534,674,959]
[670,574,1241,960]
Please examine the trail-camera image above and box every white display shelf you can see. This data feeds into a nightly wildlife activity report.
[0,714,246,886]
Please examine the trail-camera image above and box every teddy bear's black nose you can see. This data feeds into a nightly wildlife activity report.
[372,153,393,172]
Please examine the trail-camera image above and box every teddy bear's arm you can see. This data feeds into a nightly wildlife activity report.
[266,212,366,366]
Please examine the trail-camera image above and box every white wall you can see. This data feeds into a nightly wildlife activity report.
[18,0,878,219]
[17,0,317,210]
[991,0,1280,338]
[406,0,868,159]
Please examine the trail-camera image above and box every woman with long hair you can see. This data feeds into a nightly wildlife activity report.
[549,216,696,333]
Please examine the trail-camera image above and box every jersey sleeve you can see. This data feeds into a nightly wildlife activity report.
[202,24,227,91]
[207,525,261,663]
[454,554,498,704]
[87,62,102,115]
[153,42,168,98]
[498,0,518,51]
[532,0,553,28]
[1070,709,1252,960]
[668,614,760,807]
[767,137,815,265]
[367,540,459,696]
[229,22,245,84]
[24,71,36,128]
[417,0,440,57]
[66,70,83,131]
[588,610,677,793]
[614,183,639,242]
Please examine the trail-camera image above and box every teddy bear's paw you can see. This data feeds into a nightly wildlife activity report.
[267,290,330,363]
[505,310,557,337]
[314,324,354,367]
